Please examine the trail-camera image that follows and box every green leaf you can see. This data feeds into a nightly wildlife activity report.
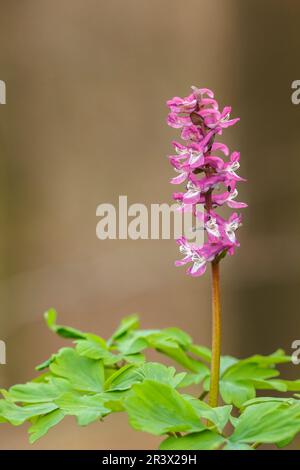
[35,355,57,371]
[54,393,110,425]
[231,401,300,445]
[183,395,231,433]
[242,396,296,409]
[44,309,87,339]
[276,380,300,392]
[123,353,145,365]
[50,348,105,393]
[110,315,140,341]
[116,336,148,355]
[220,381,256,408]
[204,361,283,408]
[0,401,58,426]
[4,381,66,403]
[159,327,192,349]
[104,365,139,392]
[124,380,205,436]
[75,336,120,366]
[252,379,287,392]
[160,431,225,450]
[176,373,204,388]
[188,344,211,362]
[276,435,295,449]
[104,362,186,392]
[206,351,292,408]
[242,350,291,366]
[220,356,239,375]
[29,409,65,443]
[229,415,239,427]
[223,442,253,450]
[222,362,279,382]
[147,332,209,376]
[100,390,131,412]
[75,339,108,360]
[137,363,186,388]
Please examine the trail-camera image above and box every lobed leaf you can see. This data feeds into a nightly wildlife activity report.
[29,410,65,444]
[160,431,225,450]
[44,309,88,339]
[230,401,300,445]
[124,380,205,436]
[54,393,110,426]
[50,348,105,393]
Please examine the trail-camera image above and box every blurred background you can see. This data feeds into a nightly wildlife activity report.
[0,0,299,450]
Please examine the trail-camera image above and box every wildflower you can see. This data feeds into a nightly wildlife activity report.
[167,86,246,276]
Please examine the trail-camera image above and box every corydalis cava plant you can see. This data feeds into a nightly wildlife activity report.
[2,89,300,451]
[166,86,246,278]
[167,86,246,408]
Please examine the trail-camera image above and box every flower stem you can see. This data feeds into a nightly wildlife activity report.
[208,260,221,408]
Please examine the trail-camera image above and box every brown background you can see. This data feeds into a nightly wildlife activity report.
[0,0,300,449]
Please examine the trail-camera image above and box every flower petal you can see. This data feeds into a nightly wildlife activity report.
[170,172,188,184]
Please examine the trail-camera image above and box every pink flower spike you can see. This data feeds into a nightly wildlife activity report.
[167,86,246,277]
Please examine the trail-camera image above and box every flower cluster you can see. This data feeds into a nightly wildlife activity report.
[167,86,247,276]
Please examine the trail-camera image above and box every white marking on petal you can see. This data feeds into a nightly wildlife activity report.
[179,244,192,257]
[228,189,238,201]
[205,218,220,238]
[190,254,206,274]
[188,150,203,166]
[225,219,240,243]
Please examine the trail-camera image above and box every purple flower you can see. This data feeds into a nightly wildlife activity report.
[220,152,246,182]
[167,113,192,129]
[212,184,247,209]
[167,95,198,114]
[166,86,247,276]
[181,125,203,142]
[199,106,240,132]
[176,238,224,277]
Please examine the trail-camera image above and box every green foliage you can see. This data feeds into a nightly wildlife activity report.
[1,311,300,450]
[28,409,65,444]
[124,380,205,435]
[160,431,225,450]
[203,350,293,408]
[49,348,105,393]
[54,393,110,426]
[231,400,300,446]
